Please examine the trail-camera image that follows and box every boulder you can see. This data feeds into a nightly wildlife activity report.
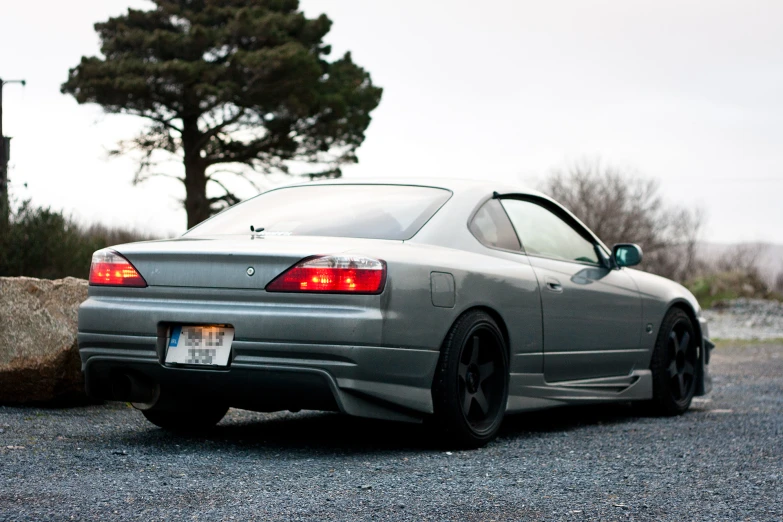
[0,277,88,403]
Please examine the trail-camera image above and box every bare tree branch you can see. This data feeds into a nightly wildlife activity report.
[543,159,706,281]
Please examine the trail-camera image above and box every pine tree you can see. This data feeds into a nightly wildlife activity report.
[62,0,382,227]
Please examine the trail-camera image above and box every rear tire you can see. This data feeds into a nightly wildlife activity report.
[140,402,228,432]
[649,308,699,416]
[432,310,509,448]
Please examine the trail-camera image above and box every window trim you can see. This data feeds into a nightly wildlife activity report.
[466,196,524,255]
[497,194,610,269]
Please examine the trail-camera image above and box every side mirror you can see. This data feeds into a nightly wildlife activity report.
[613,243,643,268]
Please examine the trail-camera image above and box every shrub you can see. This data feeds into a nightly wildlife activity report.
[775,272,783,295]
[686,245,782,308]
[0,200,157,280]
[686,271,781,309]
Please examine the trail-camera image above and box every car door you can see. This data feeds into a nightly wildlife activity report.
[500,197,644,382]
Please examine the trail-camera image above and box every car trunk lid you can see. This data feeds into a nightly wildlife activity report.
[114,235,397,290]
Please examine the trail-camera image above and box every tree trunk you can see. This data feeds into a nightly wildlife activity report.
[184,158,210,229]
[182,117,210,229]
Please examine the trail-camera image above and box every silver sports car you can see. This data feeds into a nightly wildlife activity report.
[78,179,713,447]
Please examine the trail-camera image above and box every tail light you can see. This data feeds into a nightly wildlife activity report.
[266,255,386,294]
[89,249,147,287]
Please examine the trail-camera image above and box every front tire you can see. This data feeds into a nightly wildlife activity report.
[649,308,699,415]
[432,310,509,448]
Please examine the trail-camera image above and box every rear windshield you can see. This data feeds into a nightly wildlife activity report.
[186,184,452,240]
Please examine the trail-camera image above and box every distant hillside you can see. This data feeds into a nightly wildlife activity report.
[698,242,783,284]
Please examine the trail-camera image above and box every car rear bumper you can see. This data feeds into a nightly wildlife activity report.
[79,333,440,423]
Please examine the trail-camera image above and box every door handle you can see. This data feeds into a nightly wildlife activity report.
[545,277,563,293]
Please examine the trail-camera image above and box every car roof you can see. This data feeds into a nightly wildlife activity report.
[265,176,609,252]
[293,177,550,199]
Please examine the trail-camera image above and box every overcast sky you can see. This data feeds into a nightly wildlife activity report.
[1,1,782,242]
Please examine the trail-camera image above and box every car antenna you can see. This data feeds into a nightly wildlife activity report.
[250,226,265,233]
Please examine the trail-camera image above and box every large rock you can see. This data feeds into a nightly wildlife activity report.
[0,277,88,403]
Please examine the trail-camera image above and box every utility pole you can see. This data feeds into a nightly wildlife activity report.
[0,77,27,227]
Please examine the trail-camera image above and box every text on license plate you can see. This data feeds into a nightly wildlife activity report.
[166,325,234,366]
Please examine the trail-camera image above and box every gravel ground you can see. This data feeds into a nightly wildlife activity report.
[703,298,783,340]
[1,342,782,521]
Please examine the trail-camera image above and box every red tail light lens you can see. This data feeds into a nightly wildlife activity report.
[88,249,147,287]
[266,255,386,294]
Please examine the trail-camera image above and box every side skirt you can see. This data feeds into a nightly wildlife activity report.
[506,370,653,413]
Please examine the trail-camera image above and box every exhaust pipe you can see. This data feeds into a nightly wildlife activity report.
[111,372,158,404]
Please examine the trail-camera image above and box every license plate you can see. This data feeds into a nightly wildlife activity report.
[165,325,234,367]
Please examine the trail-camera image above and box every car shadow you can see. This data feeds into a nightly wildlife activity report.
[117,402,651,453]
[499,403,645,436]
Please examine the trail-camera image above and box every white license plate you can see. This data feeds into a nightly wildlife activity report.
[165,325,234,367]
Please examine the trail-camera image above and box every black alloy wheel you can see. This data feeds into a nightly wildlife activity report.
[650,308,699,415]
[667,321,698,401]
[432,310,509,448]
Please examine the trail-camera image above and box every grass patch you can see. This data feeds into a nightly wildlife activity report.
[687,271,782,309]
[712,337,783,347]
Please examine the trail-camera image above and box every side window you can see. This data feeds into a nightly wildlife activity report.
[500,199,600,265]
[469,199,522,251]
